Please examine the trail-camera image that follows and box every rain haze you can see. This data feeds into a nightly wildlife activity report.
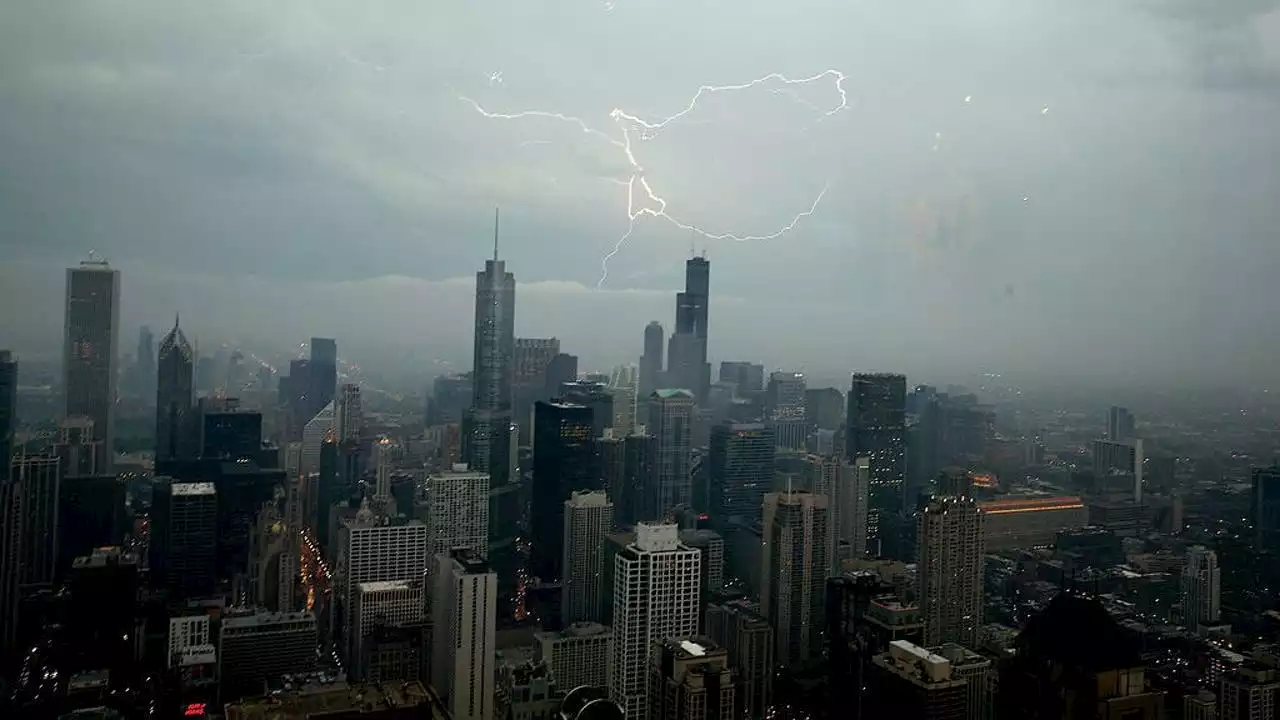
[2,0,1279,387]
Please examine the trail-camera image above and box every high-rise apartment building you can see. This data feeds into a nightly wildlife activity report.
[705,598,774,719]
[0,351,16,486]
[598,431,658,528]
[432,549,497,720]
[649,390,695,519]
[425,464,490,564]
[846,373,906,551]
[868,640,970,720]
[761,491,830,668]
[155,317,194,466]
[804,455,870,561]
[535,622,613,692]
[1181,545,1221,631]
[917,494,984,648]
[709,423,776,530]
[648,637,736,720]
[63,258,121,471]
[532,401,596,581]
[513,337,560,443]
[1221,665,1280,720]
[563,491,614,625]
[610,523,702,719]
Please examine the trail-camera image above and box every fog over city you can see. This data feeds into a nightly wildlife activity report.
[2,1,1279,386]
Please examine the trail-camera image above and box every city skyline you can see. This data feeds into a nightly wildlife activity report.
[3,2,1280,387]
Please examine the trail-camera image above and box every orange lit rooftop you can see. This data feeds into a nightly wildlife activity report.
[979,496,1084,515]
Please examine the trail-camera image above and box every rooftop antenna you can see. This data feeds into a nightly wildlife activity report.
[689,233,695,259]
[174,312,180,329]
[493,207,500,262]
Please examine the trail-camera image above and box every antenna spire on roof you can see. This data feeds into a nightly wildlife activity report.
[493,207,500,262]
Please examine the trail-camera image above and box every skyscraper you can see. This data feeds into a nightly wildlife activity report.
[155,316,194,466]
[1181,545,1221,631]
[0,351,15,486]
[648,637,736,720]
[767,371,808,450]
[667,258,711,402]
[847,373,906,551]
[336,383,362,444]
[514,337,560,443]
[424,464,490,565]
[308,337,338,420]
[562,490,614,625]
[639,321,665,398]
[761,490,830,668]
[63,258,121,472]
[708,423,776,529]
[135,325,155,400]
[648,390,695,519]
[916,493,984,647]
[531,401,596,582]
[610,523,702,719]
[11,454,61,588]
[464,212,517,576]
[432,549,497,720]
[805,454,870,560]
[336,509,430,666]
[150,478,217,599]
[1107,405,1136,441]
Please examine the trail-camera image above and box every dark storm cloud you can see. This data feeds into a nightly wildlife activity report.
[2,0,1280,386]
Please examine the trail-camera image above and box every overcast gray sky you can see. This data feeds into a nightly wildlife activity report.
[2,1,1279,386]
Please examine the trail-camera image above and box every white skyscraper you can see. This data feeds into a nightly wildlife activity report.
[335,510,429,666]
[433,549,497,720]
[425,464,490,565]
[610,523,702,719]
[1181,545,1221,632]
[301,400,336,477]
[562,490,614,625]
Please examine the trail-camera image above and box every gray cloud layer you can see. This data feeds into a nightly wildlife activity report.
[2,1,1279,386]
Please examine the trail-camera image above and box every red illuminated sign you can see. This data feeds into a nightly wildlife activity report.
[184,703,206,717]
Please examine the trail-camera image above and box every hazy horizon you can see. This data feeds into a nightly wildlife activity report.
[3,1,1280,389]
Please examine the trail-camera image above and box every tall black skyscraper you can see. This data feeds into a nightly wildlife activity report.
[63,258,120,472]
[639,321,665,398]
[155,315,194,466]
[0,351,15,485]
[667,257,711,402]
[530,401,595,581]
[847,373,907,552]
[309,337,338,419]
[151,478,217,599]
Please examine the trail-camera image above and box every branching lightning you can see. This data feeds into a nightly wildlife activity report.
[461,69,848,288]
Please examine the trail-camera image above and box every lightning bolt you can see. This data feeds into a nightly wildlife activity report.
[461,69,847,289]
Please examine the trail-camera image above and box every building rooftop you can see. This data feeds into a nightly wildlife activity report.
[172,481,216,496]
[222,610,316,631]
[225,680,449,720]
[357,580,415,593]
